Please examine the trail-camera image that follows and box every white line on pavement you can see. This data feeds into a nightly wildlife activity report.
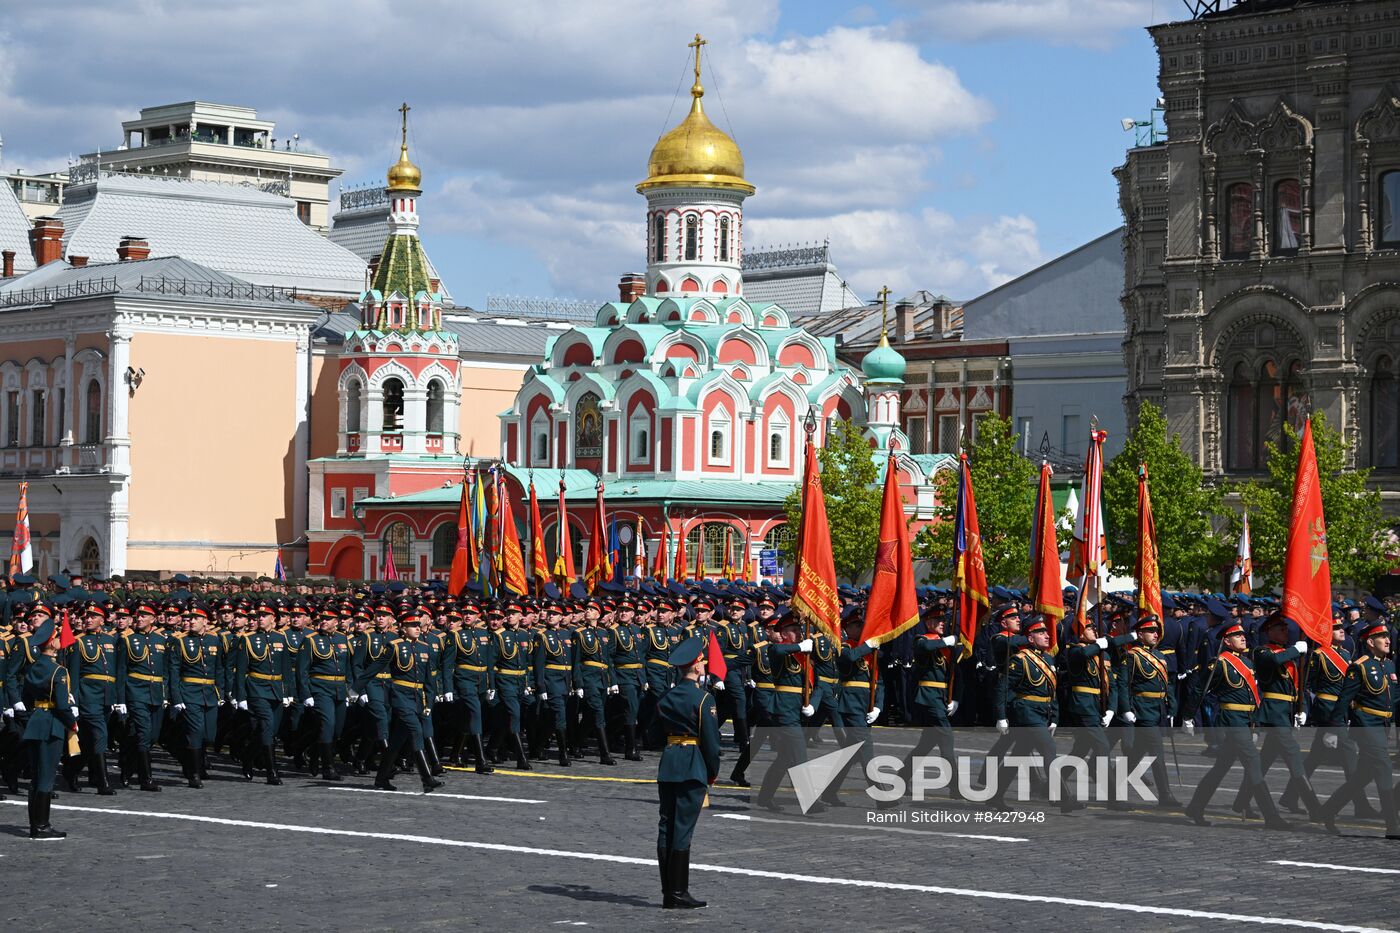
[715,812,1027,843]
[1270,860,1400,876]
[1,800,1391,932]
[326,787,545,804]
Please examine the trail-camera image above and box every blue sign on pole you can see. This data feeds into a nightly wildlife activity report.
[759,548,779,575]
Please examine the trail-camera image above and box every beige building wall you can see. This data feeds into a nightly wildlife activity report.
[309,352,341,460]
[126,331,299,574]
[460,363,528,459]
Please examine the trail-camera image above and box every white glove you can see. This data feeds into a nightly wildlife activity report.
[237,701,248,711]
[174,703,187,711]
[641,683,650,693]
[217,699,225,707]
[1182,720,1195,735]
[281,697,293,708]
[435,695,444,703]
[488,690,498,701]
[865,638,880,649]
[70,706,80,720]
[713,680,726,692]
[942,635,958,648]
[1048,722,1057,735]
[1101,710,1114,727]
[1323,732,1338,750]
[801,704,815,717]
[113,704,128,716]
[573,689,584,698]
[12,701,25,713]
[162,700,170,708]
[1293,640,1308,654]
[996,718,1009,735]
[524,687,534,697]
[1123,711,1137,724]
[303,697,315,708]
[444,692,454,702]
[536,691,547,701]
[947,700,959,716]
[797,638,814,652]
[1095,637,1109,650]
[1294,712,1307,727]
[607,685,619,695]
[865,708,880,725]
[357,694,369,706]
[746,679,756,689]
[1,707,11,718]
[1129,632,1139,642]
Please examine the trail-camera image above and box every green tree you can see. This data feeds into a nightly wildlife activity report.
[1233,412,1391,590]
[1102,401,1229,588]
[913,414,1035,585]
[782,418,882,583]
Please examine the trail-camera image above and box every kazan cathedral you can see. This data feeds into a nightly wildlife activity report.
[309,41,947,582]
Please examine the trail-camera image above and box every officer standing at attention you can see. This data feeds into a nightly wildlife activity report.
[169,605,223,789]
[655,635,720,910]
[114,601,167,792]
[66,603,118,795]
[233,601,290,785]
[297,609,350,782]
[21,611,77,839]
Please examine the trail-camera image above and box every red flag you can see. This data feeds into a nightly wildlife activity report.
[952,453,989,657]
[860,455,919,646]
[706,629,728,681]
[553,480,575,583]
[1136,463,1164,622]
[497,483,529,597]
[722,526,735,581]
[447,480,472,595]
[59,609,77,650]
[9,480,32,578]
[672,521,688,580]
[695,524,708,580]
[635,517,647,578]
[382,543,400,581]
[790,442,841,644]
[584,482,612,593]
[1028,462,1064,645]
[1282,418,1331,645]
[652,524,669,579]
[529,482,550,591]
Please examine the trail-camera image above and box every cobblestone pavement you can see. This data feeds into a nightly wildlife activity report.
[1,728,1396,933]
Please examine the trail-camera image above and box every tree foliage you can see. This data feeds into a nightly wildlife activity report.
[913,414,1035,585]
[1102,401,1229,588]
[782,418,882,583]
[1232,412,1392,590]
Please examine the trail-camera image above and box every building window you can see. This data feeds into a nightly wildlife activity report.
[1015,416,1032,456]
[575,391,603,459]
[1061,412,1081,458]
[426,379,445,434]
[1373,355,1399,468]
[684,522,742,576]
[381,377,404,433]
[84,379,101,445]
[653,214,666,262]
[937,414,959,453]
[1224,182,1254,258]
[906,415,927,455]
[708,411,731,465]
[383,521,412,574]
[684,214,698,262]
[767,411,790,467]
[719,216,730,262]
[79,537,100,578]
[629,410,650,464]
[1273,179,1301,255]
[431,522,457,570]
[762,524,793,578]
[30,389,44,446]
[296,201,312,225]
[5,391,18,447]
[346,382,362,434]
[1381,171,1400,248]
[1227,362,1257,470]
[330,488,347,519]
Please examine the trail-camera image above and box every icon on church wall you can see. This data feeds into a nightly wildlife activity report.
[576,392,603,458]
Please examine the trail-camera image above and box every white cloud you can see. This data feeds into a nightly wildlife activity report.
[895,0,1154,50]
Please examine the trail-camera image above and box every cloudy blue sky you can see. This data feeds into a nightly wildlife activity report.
[0,0,1172,308]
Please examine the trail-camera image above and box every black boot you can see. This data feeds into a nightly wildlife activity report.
[597,727,617,766]
[240,740,257,781]
[30,792,66,840]
[665,849,705,909]
[91,753,116,796]
[449,735,467,767]
[181,749,203,789]
[62,756,84,793]
[424,738,446,776]
[374,750,399,791]
[414,750,444,792]
[264,744,283,786]
[1253,782,1289,830]
[512,733,533,771]
[137,750,161,792]
[624,724,643,762]
[658,845,674,908]
[352,738,371,776]
[320,743,342,781]
[556,729,571,767]
[470,736,494,774]
[199,749,211,781]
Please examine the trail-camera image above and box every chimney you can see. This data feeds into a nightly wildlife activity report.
[428,277,441,294]
[618,273,646,303]
[1,250,14,278]
[117,236,150,262]
[28,216,64,267]
[895,301,916,343]
[69,255,89,268]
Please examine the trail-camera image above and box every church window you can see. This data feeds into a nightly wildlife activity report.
[1381,171,1400,248]
[767,410,790,467]
[5,391,18,447]
[653,214,666,262]
[708,409,731,465]
[629,409,650,464]
[426,379,445,434]
[1372,355,1399,468]
[431,522,457,570]
[1226,363,1257,470]
[79,537,100,578]
[575,391,603,458]
[684,214,698,261]
[84,379,101,445]
[1272,179,1301,255]
[530,409,550,466]
[1223,182,1254,258]
[382,377,405,433]
[719,216,730,262]
[346,381,362,434]
[383,522,411,574]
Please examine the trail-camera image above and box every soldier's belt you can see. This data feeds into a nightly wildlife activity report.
[1161,649,1175,654]
[753,680,774,687]
[775,685,804,694]
[456,663,489,672]
[1015,694,1051,703]
[1071,686,1100,695]
[34,700,55,709]
[583,661,607,669]
[1316,693,1339,702]
[545,664,571,671]
[496,668,526,676]
[917,680,948,689]
[1262,692,1295,702]
[817,676,838,684]
[616,663,643,670]
[248,672,281,681]
[646,659,671,666]
[391,679,425,689]
[82,674,116,682]
[129,672,163,683]
[1221,703,1255,711]
[1357,705,1393,719]
[667,735,698,746]
[1133,691,1166,699]
[311,675,344,682]
[375,672,391,679]
[181,677,215,685]
[842,681,871,689]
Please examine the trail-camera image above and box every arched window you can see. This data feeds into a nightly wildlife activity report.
[426,379,445,434]
[84,379,102,445]
[79,537,100,578]
[1380,171,1400,248]
[383,521,411,575]
[346,381,362,434]
[708,409,731,465]
[1273,179,1301,255]
[767,410,790,467]
[431,522,457,570]
[1224,182,1254,258]
[1372,355,1399,468]
[30,389,45,446]
[575,391,602,458]
[382,377,404,433]
[719,216,730,262]
[1226,362,1257,471]
[684,214,698,261]
[1284,360,1307,439]
[1258,359,1283,454]
[684,522,742,577]
[530,409,550,466]
[653,214,666,262]
[629,408,650,465]
[763,524,794,579]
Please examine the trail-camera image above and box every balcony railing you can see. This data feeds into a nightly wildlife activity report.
[0,442,111,476]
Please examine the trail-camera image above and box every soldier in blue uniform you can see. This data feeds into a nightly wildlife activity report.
[297,608,350,781]
[65,603,118,795]
[350,602,397,774]
[533,601,574,767]
[655,635,720,910]
[114,601,167,792]
[233,600,291,784]
[374,612,444,793]
[169,605,223,788]
[488,602,533,770]
[20,612,77,839]
[1318,620,1400,838]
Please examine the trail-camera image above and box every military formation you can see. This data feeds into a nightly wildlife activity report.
[1,569,1397,853]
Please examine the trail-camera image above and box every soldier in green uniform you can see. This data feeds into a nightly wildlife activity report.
[898,607,961,796]
[1318,620,1400,838]
[640,600,681,749]
[65,603,118,795]
[297,609,350,781]
[351,602,397,773]
[489,602,533,769]
[655,635,720,910]
[533,601,574,767]
[374,612,444,793]
[446,601,495,773]
[20,612,77,839]
[819,617,883,806]
[574,598,617,765]
[753,619,817,812]
[169,605,223,788]
[610,597,646,761]
[1061,614,1135,810]
[1117,614,1182,809]
[712,598,753,775]
[990,616,1063,809]
[114,601,168,792]
[232,600,291,785]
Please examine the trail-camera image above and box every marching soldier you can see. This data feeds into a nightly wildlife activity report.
[350,602,397,774]
[712,598,752,776]
[232,601,291,785]
[1318,619,1400,838]
[610,597,646,761]
[489,602,533,770]
[65,604,118,795]
[655,636,720,910]
[297,609,350,782]
[532,601,573,766]
[753,619,817,812]
[168,605,223,788]
[1117,614,1182,809]
[447,602,495,774]
[20,612,77,839]
[990,616,1064,810]
[374,610,444,793]
[114,601,167,792]
[819,618,882,806]
[897,607,960,793]
[575,599,617,765]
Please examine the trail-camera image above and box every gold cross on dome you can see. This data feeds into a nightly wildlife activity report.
[877,285,892,339]
[689,33,707,83]
[398,102,411,145]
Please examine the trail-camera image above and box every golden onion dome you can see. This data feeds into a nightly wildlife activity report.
[638,41,753,195]
[386,143,422,192]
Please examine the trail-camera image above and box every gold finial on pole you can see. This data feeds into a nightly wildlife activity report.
[688,33,707,95]
[398,102,411,148]
[877,285,892,343]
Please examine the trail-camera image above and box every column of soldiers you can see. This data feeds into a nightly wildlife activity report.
[1,571,1397,839]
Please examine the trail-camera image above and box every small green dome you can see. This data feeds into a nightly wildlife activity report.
[862,332,906,383]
